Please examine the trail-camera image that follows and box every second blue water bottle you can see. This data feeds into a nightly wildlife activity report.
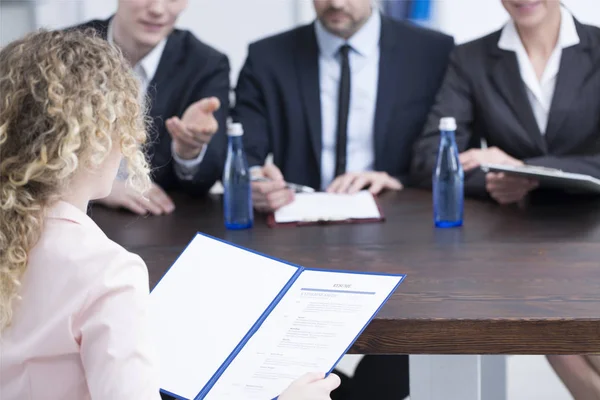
[433,117,464,228]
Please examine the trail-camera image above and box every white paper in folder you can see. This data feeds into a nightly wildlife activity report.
[148,234,404,400]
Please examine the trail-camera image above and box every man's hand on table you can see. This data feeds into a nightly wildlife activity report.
[96,180,175,216]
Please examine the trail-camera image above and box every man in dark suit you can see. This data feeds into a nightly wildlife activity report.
[410,2,600,205]
[234,0,454,213]
[78,0,229,215]
[233,1,454,398]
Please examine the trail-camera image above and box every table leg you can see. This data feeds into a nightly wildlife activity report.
[409,355,507,400]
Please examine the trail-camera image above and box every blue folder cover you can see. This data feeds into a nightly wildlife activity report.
[153,233,405,400]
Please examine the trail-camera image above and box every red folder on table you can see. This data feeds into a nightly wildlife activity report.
[266,191,385,228]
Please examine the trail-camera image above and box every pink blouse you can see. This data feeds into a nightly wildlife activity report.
[0,201,161,399]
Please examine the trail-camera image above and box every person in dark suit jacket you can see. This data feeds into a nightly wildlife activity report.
[234,0,454,213]
[411,1,600,206]
[77,0,229,215]
[233,1,454,399]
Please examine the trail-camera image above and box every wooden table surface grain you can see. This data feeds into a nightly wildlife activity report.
[91,189,600,355]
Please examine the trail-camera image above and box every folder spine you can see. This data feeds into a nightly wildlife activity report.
[195,266,304,399]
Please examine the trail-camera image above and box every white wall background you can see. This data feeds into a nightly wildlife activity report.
[178,0,300,81]
[17,0,311,82]
[432,0,600,44]
[0,2,36,46]
[2,0,599,81]
[72,0,306,81]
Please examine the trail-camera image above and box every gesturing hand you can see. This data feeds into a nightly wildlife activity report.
[166,97,221,160]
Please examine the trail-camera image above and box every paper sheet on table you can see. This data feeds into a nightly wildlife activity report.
[274,191,381,224]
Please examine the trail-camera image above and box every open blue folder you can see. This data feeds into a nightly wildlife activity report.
[149,233,405,400]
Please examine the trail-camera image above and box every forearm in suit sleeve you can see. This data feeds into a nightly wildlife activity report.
[410,49,488,198]
[233,48,271,168]
[177,54,231,197]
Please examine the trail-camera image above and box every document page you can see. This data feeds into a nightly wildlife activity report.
[149,234,299,400]
[205,270,403,400]
[274,191,381,224]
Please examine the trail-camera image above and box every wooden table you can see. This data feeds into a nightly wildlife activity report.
[92,189,600,400]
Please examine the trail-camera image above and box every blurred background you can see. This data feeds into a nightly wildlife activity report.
[1,1,597,398]
[2,0,599,82]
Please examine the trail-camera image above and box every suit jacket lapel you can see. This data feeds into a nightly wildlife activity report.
[149,32,184,98]
[373,17,400,171]
[487,35,547,153]
[295,25,322,173]
[545,21,594,144]
[145,32,185,142]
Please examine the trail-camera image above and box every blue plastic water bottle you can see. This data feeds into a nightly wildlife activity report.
[223,119,253,230]
[433,117,464,228]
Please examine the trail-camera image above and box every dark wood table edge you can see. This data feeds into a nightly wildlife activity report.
[131,243,600,355]
[352,318,600,355]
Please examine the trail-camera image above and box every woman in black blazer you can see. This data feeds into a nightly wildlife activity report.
[410,0,600,206]
[412,1,600,397]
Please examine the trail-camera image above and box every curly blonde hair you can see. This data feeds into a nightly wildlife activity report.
[0,29,151,332]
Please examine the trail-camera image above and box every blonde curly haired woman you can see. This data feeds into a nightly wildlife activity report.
[0,30,339,400]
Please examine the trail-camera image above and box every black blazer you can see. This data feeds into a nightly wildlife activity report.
[233,15,454,190]
[77,19,230,196]
[411,20,600,199]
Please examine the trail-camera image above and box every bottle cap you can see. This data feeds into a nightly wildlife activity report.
[439,117,457,131]
[227,118,244,137]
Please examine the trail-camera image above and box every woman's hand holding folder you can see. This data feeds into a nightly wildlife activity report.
[279,372,341,400]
